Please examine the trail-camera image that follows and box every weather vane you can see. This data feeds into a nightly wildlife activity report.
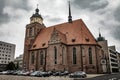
[37,4,39,8]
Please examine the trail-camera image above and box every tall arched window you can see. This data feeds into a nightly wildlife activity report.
[62,47,64,64]
[54,46,57,64]
[73,47,76,64]
[40,51,44,65]
[29,27,32,37]
[31,53,34,64]
[88,47,92,64]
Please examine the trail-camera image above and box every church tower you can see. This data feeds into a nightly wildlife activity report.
[23,6,46,70]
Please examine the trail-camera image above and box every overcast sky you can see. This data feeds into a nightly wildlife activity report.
[0,0,120,58]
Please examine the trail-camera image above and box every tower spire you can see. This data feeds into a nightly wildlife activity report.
[68,1,72,23]
[99,28,101,37]
[35,4,39,14]
[37,4,38,9]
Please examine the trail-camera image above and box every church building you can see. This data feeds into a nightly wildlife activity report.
[23,3,109,74]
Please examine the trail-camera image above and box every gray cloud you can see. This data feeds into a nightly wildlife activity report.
[114,6,120,22]
[4,0,32,11]
[0,0,10,24]
[0,0,32,24]
[47,17,63,22]
[43,14,63,26]
[111,5,120,40]
[111,25,120,40]
[72,0,108,11]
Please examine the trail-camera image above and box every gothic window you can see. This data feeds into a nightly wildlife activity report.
[31,53,34,64]
[40,51,44,65]
[29,27,32,37]
[88,47,92,64]
[62,47,64,64]
[54,46,57,64]
[73,47,76,64]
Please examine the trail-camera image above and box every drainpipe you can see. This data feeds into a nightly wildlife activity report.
[35,50,39,71]
[95,46,99,73]
[44,49,47,71]
[80,45,83,71]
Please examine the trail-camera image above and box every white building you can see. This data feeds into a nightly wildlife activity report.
[108,46,120,73]
[14,54,23,70]
[0,41,15,71]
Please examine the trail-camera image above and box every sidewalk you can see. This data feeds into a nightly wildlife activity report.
[87,74,106,78]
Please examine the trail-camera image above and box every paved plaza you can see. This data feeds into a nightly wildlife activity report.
[0,75,73,80]
[0,74,105,80]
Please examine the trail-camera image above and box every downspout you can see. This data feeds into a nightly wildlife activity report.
[80,45,83,71]
[35,50,39,71]
[44,49,47,71]
[95,46,99,73]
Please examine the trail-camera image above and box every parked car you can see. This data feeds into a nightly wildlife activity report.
[17,70,25,76]
[35,71,43,77]
[30,71,40,76]
[52,71,61,76]
[1,71,8,75]
[7,70,15,75]
[12,70,19,75]
[69,71,87,78]
[22,71,31,76]
[42,72,50,77]
[59,71,69,76]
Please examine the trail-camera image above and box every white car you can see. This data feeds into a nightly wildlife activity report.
[30,71,40,76]
[1,71,8,75]
[69,71,87,78]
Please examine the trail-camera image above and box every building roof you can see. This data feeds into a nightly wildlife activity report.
[30,19,97,50]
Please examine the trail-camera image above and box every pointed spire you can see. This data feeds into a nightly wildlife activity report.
[35,4,39,14]
[99,28,101,37]
[37,4,38,8]
[97,28,105,41]
[68,1,72,23]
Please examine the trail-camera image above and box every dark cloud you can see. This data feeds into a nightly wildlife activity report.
[43,15,63,22]
[114,6,120,22]
[111,25,120,40]
[109,5,120,41]
[0,0,10,24]
[4,0,32,11]
[72,0,108,11]
[100,19,120,41]
[0,0,32,24]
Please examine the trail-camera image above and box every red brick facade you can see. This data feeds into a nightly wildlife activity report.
[24,43,105,73]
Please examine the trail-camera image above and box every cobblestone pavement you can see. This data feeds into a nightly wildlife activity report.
[0,75,73,80]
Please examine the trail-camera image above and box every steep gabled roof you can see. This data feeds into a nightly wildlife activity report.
[30,19,97,50]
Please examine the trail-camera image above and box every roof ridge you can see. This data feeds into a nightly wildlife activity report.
[46,19,82,28]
